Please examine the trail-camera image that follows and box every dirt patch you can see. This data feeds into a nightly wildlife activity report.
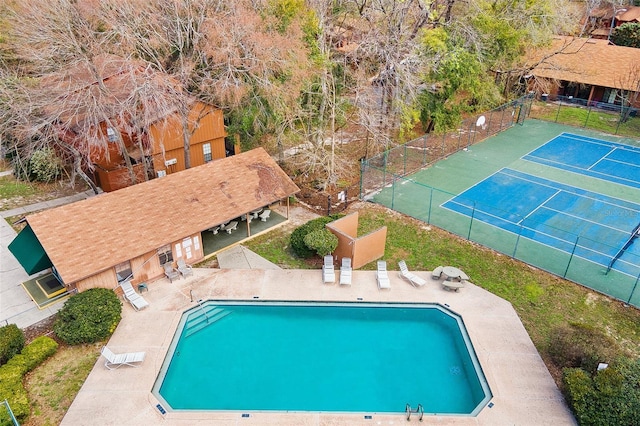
[23,316,57,344]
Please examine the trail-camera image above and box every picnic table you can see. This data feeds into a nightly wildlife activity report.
[442,266,469,292]
[443,266,466,281]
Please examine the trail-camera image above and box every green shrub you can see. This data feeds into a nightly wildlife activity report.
[548,323,619,372]
[0,324,25,366]
[54,288,122,345]
[0,336,58,424]
[303,228,338,256]
[29,147,62,183]
[563,357,640,426]
[290,214,343,258]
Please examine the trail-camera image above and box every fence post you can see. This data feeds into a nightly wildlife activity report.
[441,133,446,156]
[427,186,433,224]
[327,195,331,216]
[467,202,476,240]
[555,102,561,122]
[382,151,387,187]
[404,144,407,175]
[359,158,364,200]
[391,175,396,210]
[564,236,579,278]
[423,134,427,166]
[513,223,524,258]
[584,105,591,128]
[615,108,623,135]
[627,271,640,305]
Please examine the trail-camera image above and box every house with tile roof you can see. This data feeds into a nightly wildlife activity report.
[9,148,299,293]
[528,36,640,107]
[46,54,231,192]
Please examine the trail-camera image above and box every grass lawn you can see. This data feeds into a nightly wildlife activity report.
[22,344,99,426]
[0,174,88,212]
[530,101,640,140]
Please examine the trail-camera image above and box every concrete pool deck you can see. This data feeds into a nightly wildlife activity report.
[61,268,576,425]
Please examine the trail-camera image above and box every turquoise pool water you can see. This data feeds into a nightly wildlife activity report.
[153,301,492,415]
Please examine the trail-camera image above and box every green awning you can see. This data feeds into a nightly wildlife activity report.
[8,224,53,275]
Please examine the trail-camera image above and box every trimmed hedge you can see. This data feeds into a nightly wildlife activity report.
[0,336,58,425]
[0,324,25,366]
[303,228,338,257]
[290,214,343,258]
[53,288,122,345]
[563,357,640,426]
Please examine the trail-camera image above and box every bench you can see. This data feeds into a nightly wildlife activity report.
[225,221,238,234]
[442,280,465,292]
[431,266,443,280]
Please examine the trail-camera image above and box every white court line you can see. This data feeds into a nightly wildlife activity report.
[536,205,630,234]
[518,190,561,225]
[443,201,618,264]
[589,147,617,170]
[502,168,640,209]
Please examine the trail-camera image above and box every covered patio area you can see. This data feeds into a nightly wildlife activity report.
[200,209,288,256]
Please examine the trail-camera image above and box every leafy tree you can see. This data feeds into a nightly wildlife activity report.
[611,22,640,48]
[29,147,62,183]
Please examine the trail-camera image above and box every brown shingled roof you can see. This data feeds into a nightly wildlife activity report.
[27,148,299,284]
[529,36,640,91]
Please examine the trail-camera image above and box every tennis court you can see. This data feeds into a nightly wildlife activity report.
[365,120,640,307]
[524,133,640,189]
[443,168,640,277]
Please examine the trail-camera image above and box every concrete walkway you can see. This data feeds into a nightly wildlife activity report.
[217,245,281,270]
[0,190,98,328]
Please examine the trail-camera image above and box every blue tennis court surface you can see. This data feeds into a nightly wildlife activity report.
[443,169,640,276]
[524,133,640,188]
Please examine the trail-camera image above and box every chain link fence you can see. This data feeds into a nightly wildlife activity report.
[529,94,640,139]
[359,94,533,195]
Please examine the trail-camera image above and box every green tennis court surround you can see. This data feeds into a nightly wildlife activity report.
[364,119,640,307]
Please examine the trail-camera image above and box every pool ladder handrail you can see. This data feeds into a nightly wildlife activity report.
[195,298,211,323]
[405,403,424,421]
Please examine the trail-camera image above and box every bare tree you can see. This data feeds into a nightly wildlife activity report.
[103,0,314,168]
[0,0,180,190]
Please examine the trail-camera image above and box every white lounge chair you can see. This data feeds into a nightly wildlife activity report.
[101,346,146,370]
[208,226,220,235]
[322,255,336,283]
[259,209,271,222]
[177,258,193,278]
[120,281,149,311]
[340,257,352,286]
[225,221,238,234]
[376,260,391,289]
[398,260,426,287]
[163,263,180,283]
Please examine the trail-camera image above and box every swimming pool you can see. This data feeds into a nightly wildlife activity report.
[152,301,492,415]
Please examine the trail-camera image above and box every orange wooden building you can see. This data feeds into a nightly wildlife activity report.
[47,54,231,192]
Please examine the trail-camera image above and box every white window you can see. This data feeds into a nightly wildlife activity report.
[106,127,117,143]
[203,143,212,162]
